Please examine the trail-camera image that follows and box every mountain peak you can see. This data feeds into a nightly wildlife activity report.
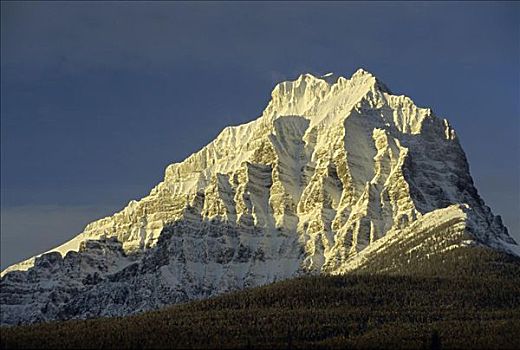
[350,68,392,93]
[282,68,383,86]
[352,67,374,78]
[1,68,517,326]
[269,68,391,107]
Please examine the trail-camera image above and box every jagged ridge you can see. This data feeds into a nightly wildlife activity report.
[1,68,518,325]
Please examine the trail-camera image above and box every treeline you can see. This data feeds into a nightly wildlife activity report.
[357,240,520,278]
[1,246,520,349]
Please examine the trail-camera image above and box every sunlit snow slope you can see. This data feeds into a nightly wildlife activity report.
[1,69,517,325]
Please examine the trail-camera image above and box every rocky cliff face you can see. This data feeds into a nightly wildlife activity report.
[1,69,517,325]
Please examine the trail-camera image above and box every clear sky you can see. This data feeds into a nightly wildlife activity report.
[1,1,519,269]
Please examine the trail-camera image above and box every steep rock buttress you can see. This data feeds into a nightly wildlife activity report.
[1,69,517,325]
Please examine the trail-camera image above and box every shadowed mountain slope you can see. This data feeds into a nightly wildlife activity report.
[1,69,518,326]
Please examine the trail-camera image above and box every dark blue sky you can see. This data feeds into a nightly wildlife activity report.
[1,2,519,268]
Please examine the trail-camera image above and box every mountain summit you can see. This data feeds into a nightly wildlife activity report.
[1,69,518,325]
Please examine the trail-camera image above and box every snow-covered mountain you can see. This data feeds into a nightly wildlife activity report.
[1,69,518,325]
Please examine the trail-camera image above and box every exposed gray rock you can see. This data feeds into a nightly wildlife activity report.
[1,69,517,325]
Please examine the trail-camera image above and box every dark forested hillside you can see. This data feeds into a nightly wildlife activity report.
[2,246,520,349]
